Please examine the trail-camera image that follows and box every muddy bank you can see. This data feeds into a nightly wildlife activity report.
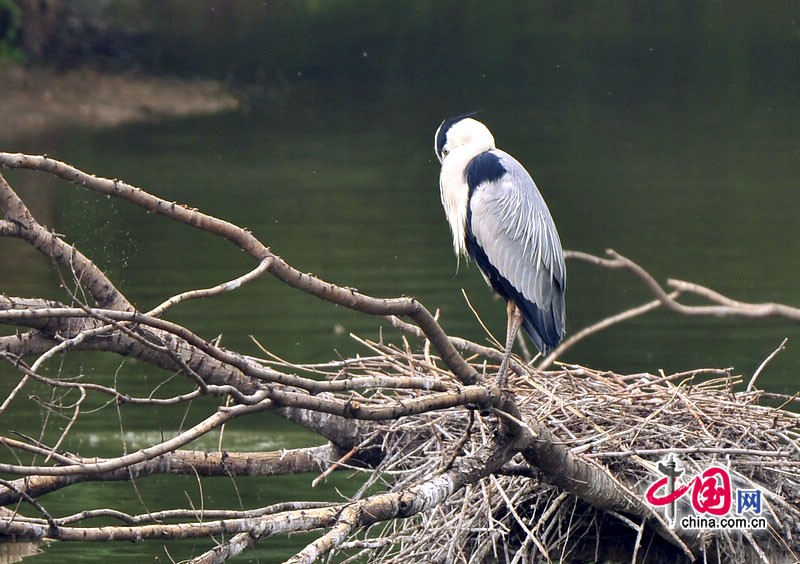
[0,66,240,145]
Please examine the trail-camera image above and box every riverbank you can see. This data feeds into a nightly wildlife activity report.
[0,66,240,145]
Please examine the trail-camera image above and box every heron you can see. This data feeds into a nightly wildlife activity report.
[434,114,566,385]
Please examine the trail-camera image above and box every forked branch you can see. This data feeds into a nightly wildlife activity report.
[567,249,800,321]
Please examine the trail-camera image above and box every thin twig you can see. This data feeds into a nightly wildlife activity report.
[747,338,788,392]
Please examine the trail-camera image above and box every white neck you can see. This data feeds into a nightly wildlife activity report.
[439,148,474,258]
[437,119,496,258]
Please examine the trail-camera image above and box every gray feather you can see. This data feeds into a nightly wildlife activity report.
[468,150,566,339]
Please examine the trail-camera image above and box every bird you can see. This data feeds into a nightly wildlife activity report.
[434,114,566,385]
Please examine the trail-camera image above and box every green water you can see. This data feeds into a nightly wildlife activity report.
[2,7,800,560]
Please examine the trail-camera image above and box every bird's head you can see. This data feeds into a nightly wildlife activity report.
[434,115,496,164]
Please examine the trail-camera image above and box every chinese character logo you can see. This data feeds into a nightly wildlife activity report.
[737,489,762,515]
[644,455,765,530]
[691,466,732,516]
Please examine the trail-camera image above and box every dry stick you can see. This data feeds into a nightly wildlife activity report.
[0,353,221,405]
[630,518,647,564]
[188,531,255,564]
[0,303,322,395]
[285,504,361,564]
[747,338,789,392]
[0,153,479,387]
[438,408,475,473]
[44,386,86,463]
[0,478,58,532]
[251,336,454,393]
[668,278,800,320]
[0,503,342,543]
[567,249,800,321]
[489,474,550,561]
[0,436,80,466]
[0,397,271,476]
[537,290,682,370]
[460,288,503,350]
[585,446,790,459]
[266,384,493,421]
[148,257,273,318]
[0,371,31,415]
[383,314,523,370]
[0,445,344,506]
[741,529,772,564]
[54,501,338,527]
[312,446,358,487]
[0,305,265,399]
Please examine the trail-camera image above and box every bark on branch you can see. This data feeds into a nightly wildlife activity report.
[567,249,800,321]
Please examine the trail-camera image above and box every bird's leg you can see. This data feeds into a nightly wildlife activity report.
[497,301,523,388]
[515,330,532,363]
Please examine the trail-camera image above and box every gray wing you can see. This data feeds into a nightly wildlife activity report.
[468,150,566,350]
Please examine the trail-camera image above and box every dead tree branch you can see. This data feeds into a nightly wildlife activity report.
[567,249,800,321]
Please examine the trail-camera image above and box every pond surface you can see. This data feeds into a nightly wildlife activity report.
[2,39,800,564]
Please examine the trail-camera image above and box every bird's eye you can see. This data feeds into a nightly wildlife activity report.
[441,148,449,158]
